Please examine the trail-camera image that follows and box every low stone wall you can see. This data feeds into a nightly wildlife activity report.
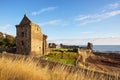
[61,45,79,49]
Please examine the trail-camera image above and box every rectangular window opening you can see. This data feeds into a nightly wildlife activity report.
[21,41,24,46]
[22,32,24,37]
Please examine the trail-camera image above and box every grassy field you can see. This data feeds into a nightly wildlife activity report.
[41,48,78,66]
[0,54,119,80]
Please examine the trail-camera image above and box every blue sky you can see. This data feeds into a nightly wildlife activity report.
[0,0,120,40]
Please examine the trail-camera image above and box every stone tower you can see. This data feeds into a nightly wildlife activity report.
[16,14,48,55]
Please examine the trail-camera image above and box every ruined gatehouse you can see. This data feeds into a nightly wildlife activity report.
[76,42,94,67]
[16,14,48,55]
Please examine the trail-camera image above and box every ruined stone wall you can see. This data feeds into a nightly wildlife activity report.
[61,45,79,49]
[48,43,57,48]
[30,23,43,55]
[42,34,48,55]
[78,48,93,63]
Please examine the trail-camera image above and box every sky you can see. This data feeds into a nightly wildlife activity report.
[0,0,120,41]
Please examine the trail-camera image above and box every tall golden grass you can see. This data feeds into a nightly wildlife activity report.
[0,55,119,80]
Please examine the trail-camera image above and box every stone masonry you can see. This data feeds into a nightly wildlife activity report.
[16,14,48,55]
[76,42,93,66]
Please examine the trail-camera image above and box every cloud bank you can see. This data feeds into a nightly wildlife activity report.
[48,37,120,45]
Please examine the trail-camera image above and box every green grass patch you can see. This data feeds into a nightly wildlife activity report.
[51,48,73,51]
[47,52,78,59]
[41,48,78,66]
[41,49,78,66]
[41,56,76,66]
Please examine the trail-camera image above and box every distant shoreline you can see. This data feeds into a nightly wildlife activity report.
[94,50,120,53]
[92,45,120,52]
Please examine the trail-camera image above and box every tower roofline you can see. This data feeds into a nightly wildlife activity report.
[24,14,27,17]
[19,14,31,25]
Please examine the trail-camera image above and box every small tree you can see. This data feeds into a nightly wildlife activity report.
[0,32,16,48]
[3,34,15,48]
[0,32,4,48]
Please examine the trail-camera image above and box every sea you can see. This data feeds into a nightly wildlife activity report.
[93,45,120,52]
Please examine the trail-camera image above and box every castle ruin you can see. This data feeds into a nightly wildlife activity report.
[16,14,48,55]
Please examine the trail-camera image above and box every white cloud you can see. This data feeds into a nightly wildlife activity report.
[0,24,12,30]
[75,15,91,21]
[0,24,15,36]
[39,19,61,26]
[108,2,119,9]
[80,32,93,34]
[102,1,120,12]
[32,7,57,16]
[39,19,69,27]
[75,1,120,26]
[75,10,120,25]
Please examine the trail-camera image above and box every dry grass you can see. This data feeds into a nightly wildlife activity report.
[0,57,48,80]
[0,55,119,80]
